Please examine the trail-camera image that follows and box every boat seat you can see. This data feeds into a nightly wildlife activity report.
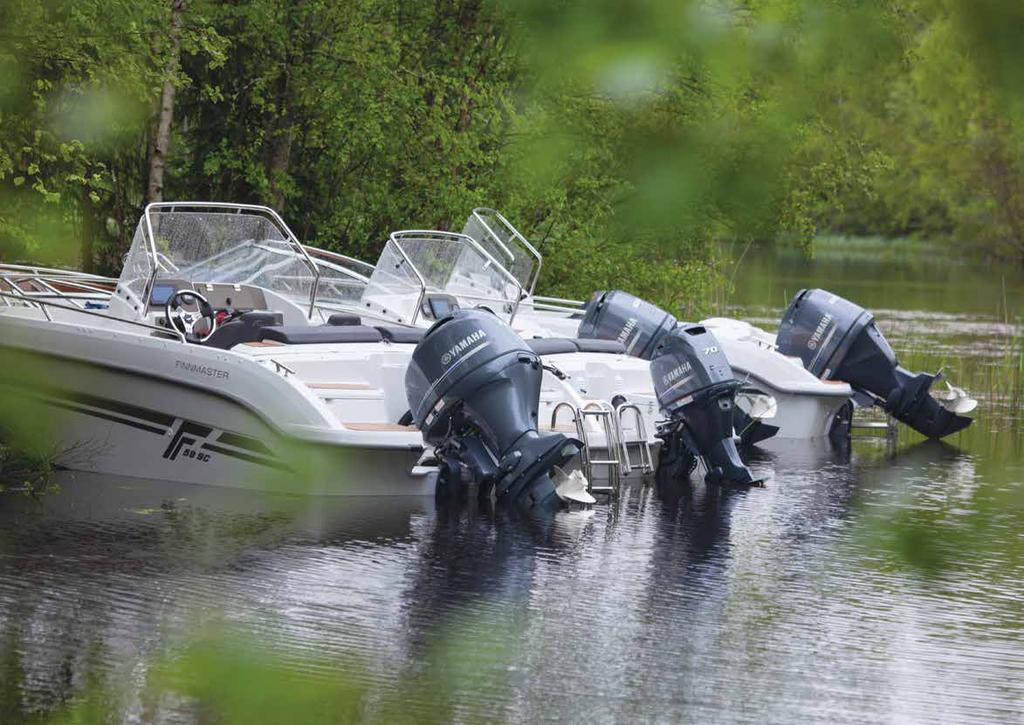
[575,338,627,354]
[327,313,361,326]
[258,325,383,344]
[206,311,283,350]
[375,325,424,344]
[526,338,579,355]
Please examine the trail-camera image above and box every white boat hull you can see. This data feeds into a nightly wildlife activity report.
[0,312,433,495]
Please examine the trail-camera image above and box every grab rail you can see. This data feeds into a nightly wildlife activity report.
[0,290,186,342]
[615,402,654,476]
[0,262,115,282]
[551,400,622,494]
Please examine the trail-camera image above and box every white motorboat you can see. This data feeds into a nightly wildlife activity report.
[306,229,668,488]
[454,208,855,440]
[456,209,977,441]
[0,203,584,503]
[307,226,768,485]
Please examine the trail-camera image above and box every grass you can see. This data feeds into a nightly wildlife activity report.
[0,441,56,495]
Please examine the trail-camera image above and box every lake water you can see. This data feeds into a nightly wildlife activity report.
[1,241,1023,722]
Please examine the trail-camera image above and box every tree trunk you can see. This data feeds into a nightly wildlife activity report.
[79,185,95,273]
[266,72,294,212]
[147,0,186,204]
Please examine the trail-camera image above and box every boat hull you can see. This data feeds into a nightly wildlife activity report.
[0,315,432,496]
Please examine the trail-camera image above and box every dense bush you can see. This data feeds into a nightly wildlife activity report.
[2,0,1024,316]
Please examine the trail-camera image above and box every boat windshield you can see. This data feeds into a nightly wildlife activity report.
[304,247,372,307]
[457,208,541,297]
[117,204,364,314]
[361,231,521,324]
[118,205,313,305]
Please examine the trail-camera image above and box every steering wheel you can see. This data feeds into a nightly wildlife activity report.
[165,289,217,342]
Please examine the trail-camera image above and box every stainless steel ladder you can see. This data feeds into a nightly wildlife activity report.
[551,401,622,494]
[850,416,898,444]
[615,402,654,476]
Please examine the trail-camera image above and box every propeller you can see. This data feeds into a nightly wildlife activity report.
[552,466,596,505]
[932,381,978,415]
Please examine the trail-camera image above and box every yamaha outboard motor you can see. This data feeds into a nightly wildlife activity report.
[578,289,779,448]
[650,324,761,486]
[406,309,581,508]
[776,289,973,439]
[577,290,678,360]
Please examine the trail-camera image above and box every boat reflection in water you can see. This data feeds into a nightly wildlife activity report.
[2,432,1022,723]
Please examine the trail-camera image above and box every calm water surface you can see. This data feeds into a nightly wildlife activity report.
[1,244,1023,722]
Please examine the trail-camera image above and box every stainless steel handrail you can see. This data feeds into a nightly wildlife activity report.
[531,295,584,307]
[3,275,114,298]
[0,290,186,342]
[303,245,376,279]
[0,275,51,321]
[469,208,544,297]
[0,262,115,282]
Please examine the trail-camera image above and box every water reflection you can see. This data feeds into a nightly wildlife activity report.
[1,430,1022,722]
[4,243,1020,720]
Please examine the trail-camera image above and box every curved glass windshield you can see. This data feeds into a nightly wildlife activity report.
[117,205,317,309]
[361,231,521,324]
[458,208,540,296]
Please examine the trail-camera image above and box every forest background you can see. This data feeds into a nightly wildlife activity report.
[2,0,1024,316]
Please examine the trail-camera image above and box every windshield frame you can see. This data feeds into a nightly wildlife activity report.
[370,230,524,325]
[463,208,543,297]
[139,202,321,318]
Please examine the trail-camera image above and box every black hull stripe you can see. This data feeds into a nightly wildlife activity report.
[69,390,176,427]
[201,442,292,472]
[4,380,287,472]
[46,399,169,436]
[216,431,275,456]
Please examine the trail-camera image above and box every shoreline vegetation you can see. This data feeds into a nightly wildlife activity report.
[3,2,1024,318]
[0,441,55,494]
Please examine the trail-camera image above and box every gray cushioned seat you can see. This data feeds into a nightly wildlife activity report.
[375,325,424,344]
[258,325,383,344]
[327,313,361,326]
[526,338,579,355]
[575,338,627,354]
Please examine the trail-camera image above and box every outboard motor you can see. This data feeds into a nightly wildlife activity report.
[406,309,582,508]
[578,289,778,448]
[577,290,678,360]
[776,289,973,439]
[651,324,762,486]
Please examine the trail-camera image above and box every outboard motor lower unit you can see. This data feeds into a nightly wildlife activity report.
[651,324,761,486]
[776,289,973,439]
[406,309,581,507]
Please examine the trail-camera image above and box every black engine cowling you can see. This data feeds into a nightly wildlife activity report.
[577,289,778,451]
[775,288,972,439]
[577,290,678,360]
[405,309,581,507]
[650,324,761,485]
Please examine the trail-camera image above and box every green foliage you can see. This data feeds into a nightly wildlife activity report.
[3,0,1024,305]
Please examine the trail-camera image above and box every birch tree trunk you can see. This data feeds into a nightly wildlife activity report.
[147,0,186,204]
